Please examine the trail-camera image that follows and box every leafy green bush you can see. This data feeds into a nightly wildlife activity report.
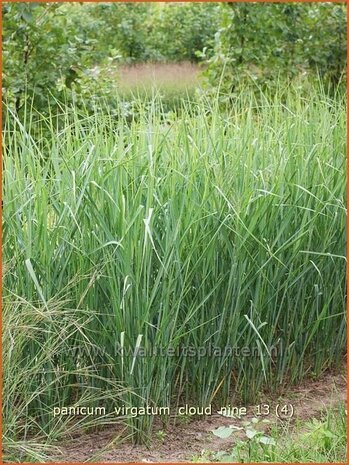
[146,3,220,62]
[2,3,97,113]
[2,2,219,116]
[204,3,346,93]
[3,3,346,116]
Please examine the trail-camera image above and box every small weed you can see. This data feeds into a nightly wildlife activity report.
[155,430,167,443]
[212,404,346,463]
[191,449,215,462]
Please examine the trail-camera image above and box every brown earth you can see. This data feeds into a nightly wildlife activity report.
[52,369,346,463]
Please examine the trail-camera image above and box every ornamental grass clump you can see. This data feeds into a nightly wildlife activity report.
[3,84,346,445]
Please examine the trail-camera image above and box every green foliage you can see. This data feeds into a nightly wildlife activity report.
[2,3,98,113]
[204,3,346,92]
[212,404,347,463]
[89,3,152,62]
[82,3,220,63]
[2,2,220,116]
[148,3,220,62]
[212,417,275,462]
[3,86,346,449]
[212,417,274,444]
[2,4,347,457]
[3,2,346,116]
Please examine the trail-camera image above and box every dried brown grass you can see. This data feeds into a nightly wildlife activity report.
[116,61,203,92]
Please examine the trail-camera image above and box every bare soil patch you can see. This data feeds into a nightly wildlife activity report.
[53,369,346,463]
